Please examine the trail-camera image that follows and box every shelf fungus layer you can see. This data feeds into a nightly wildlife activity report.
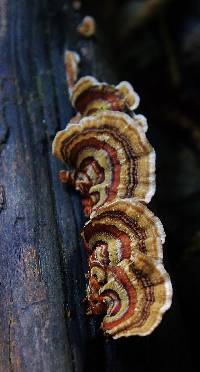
[70,76,140,116]
[83,199,172,337]
[52,111,156,216]
[83,199,165,262]
[52,64,173,337]
[98,257,172,338]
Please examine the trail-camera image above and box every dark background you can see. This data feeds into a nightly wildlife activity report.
[0,0,199,371]
[83,0,200,369]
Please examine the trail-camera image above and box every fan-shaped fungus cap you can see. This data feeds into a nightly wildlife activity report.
[84,199,165,262]
[99,256,172,338]
[84,200,172,335]
[84,199,170,326]
[70,76,140,116]
[52,111,155,216]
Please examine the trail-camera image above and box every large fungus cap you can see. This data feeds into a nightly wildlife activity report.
[99,256,172,338]
[52,111,155,215]
[70,76,140,116]
[84,199,165,262]
[84,200,171,336]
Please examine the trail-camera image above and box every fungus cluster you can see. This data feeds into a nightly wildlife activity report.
[52,50,172,338]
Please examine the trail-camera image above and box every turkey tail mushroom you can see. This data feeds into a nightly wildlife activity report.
[83,199,172,338]
[52,111,155,216]
[52,65,172,338]
[70,76,140,116]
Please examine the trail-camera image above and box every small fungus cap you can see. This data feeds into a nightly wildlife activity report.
[70,76,140,116]
[64,50,80,93]
[77,16,96,37]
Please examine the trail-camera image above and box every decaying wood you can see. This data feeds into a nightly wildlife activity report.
[0,0,193,371]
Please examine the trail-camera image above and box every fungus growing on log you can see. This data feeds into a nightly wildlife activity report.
[52,111,155,216]
[98,257,172,338]
[82,199,172,337]
[70,76,140,116]
[52,59,172,338]
[83,199,165,262]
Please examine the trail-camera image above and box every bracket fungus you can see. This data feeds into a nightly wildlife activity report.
[70,76,140,116]
[83,199,165,262]
[82,199,172,337]
[52,59,172,338]
[52,111,155,216]
[98,257,172,338]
